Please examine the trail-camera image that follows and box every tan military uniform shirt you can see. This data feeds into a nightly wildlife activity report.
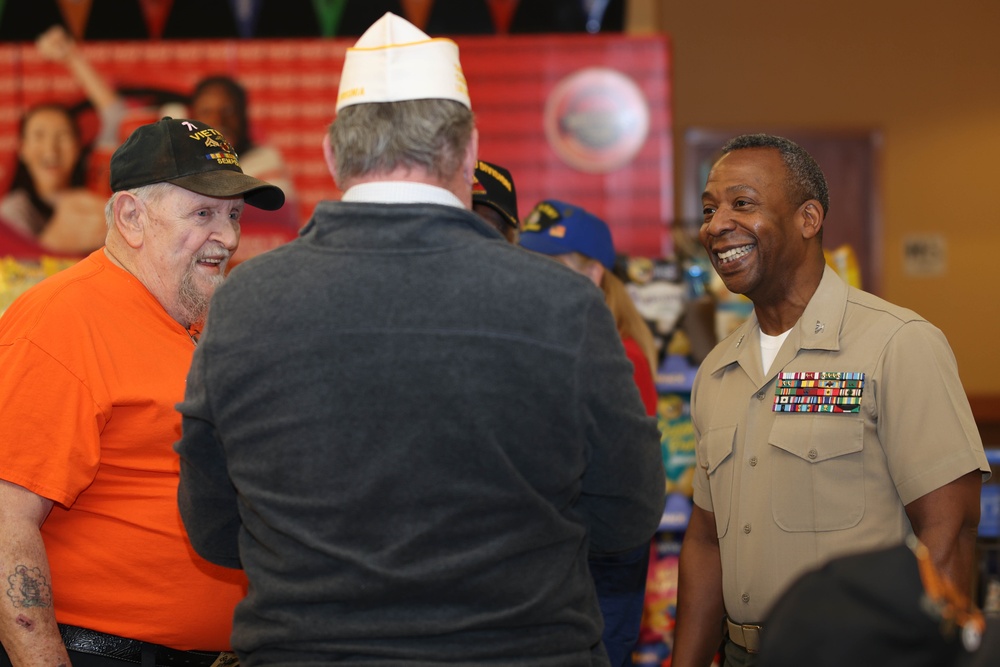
[691,266,989,623]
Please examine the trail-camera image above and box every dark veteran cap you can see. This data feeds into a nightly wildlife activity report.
[472,160,519,229]
[109,117,285,211]
[759,539,998,667]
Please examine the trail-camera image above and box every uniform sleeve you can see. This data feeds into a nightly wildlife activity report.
[0,338,103,507]
[875,320,990,504]
[175,341,243,569]
[576,299,666,553]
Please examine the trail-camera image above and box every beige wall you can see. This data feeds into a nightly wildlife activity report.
[630,0,1000,396]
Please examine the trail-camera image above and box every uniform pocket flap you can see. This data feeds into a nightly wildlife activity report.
[768,417,863,463]
[704,424,737,474]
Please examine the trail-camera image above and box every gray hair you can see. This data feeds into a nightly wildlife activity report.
[104,182,177,228]
[721,134,830,218]
[329,99,475,185]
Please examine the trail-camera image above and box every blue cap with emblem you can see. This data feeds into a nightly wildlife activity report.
[519,199,616,270]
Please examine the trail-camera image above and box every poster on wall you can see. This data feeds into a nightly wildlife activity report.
[1,32,671,295]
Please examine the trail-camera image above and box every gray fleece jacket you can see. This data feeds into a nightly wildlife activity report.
[176,201,665,667]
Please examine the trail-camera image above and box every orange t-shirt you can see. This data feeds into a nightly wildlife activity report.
[0,250,246,650]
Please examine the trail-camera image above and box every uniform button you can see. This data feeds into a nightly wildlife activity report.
[808,449,818,460]
[755,390,766,400]
[749,456,758,467]
[742,593,751,604]
[743,523,751,534]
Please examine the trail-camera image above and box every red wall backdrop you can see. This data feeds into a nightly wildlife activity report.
[0,33,672,259]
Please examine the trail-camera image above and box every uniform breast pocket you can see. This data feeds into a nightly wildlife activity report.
[769,417,865,532]
[703,424,737,539]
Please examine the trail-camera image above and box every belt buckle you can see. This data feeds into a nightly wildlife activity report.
[727,618,763,654]
[156,647,236,667]
[208,652,238,667]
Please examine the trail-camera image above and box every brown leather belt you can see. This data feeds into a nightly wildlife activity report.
[726,617,763,654]
[59,624,233,667]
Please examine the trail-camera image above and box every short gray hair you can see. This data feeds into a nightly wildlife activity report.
[721,134,830,218]
[329,99,475,185]
[104,182,176,228]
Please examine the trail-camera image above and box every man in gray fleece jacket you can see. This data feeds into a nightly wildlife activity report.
[175,12,664,667]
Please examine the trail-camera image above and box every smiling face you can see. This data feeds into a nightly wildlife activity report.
[700,147,818,306]
[190,83,245,150]
[135,184,242,327]
[18,106,81,200]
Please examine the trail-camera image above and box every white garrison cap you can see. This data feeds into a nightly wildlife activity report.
[336,12,470,112]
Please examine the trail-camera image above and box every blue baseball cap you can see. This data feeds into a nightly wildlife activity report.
[519,199,616,269]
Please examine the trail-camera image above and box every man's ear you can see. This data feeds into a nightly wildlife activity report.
[450,127,479,209]
[799,200,824,240]
[463,127,479,186]
[112,192,145,249]
[322,132,341,190]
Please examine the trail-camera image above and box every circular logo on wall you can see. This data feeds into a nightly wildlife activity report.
[543,67,650,174]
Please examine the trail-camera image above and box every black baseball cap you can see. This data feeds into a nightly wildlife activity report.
[109,117,285,211]
[472,160,519,229]
[759,541,997,667]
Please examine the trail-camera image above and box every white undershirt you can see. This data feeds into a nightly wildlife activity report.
[760,329,791,375]
[341,181,464,208]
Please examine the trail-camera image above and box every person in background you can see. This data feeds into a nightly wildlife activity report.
[35,24,300,228]
[472,159,520,242]
[0,103,107,255]
[173,12,664,667]
[672,133,989,667]
[520,199,661,667]
[0,117,284,667]
[520,199,659,415]
[187,75,298,218]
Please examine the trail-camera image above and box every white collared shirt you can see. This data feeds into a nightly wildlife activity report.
[341,182,465,209]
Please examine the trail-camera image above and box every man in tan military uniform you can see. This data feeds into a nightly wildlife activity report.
[671,134,990,667]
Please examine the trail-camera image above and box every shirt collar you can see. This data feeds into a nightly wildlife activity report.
[341,182,465,209]
[796,264,848,352]
[711,265,848,375]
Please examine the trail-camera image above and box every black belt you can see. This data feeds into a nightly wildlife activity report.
[59,624,234,667]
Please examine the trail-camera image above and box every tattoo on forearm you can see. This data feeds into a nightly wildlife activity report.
[6,565,53,608]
